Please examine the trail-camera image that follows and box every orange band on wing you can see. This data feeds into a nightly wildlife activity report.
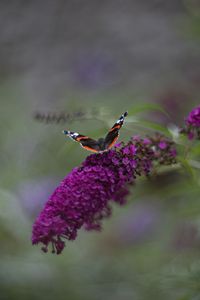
[76,136,89,142]
[109,124,121,132]
[81,145,99,153]
[107,136,119,149]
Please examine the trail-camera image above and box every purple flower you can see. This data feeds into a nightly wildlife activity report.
[122,144,136,155]
[32,150,133,253]
[114,142,122,148]
[143,138,151,145]
[149,133,177,165]
[32,135,177,254]
[158,141,167,150]
[181,105,200,140]
[186,106,200,127]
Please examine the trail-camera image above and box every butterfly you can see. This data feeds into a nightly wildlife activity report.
[62,111,128,153]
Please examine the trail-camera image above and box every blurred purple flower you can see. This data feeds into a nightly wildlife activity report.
[158,141,167,150]
[72,52,115,88]
[181,105,200,140]
[17,178,58,216]
[158,90,188,124]
[117,203,161,244]
[32,135,177,254]
[186,106,200,127]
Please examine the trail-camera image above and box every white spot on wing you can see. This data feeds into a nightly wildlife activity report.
[116,116,124,124]
[71,132,79,137]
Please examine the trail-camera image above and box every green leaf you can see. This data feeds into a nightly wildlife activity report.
[128,103,170,118]
[190,143,200,156]
[129,119,171,136]
[178,157,196,181]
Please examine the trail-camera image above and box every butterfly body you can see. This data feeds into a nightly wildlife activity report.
[95,138,106,151]
[63,111,128,153]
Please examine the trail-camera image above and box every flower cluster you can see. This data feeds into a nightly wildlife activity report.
[32,135,177,254]
[181,105,200,140]
[148,133,177,165]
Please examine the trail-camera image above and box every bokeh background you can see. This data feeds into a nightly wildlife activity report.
[0,1,200,299]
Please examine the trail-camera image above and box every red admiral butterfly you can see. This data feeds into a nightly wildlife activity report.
[63,111,128,153]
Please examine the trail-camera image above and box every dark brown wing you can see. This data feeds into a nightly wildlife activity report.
[104,112,128,149]
[104,128,120,150]
[63,130,101,152]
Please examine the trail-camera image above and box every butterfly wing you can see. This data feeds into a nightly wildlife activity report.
[104,111,128,149]
[63,130,101,153]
